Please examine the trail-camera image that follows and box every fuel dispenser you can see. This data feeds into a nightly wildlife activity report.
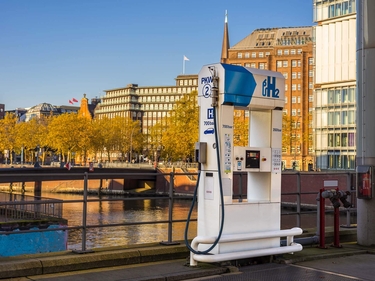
[187,63,302,266]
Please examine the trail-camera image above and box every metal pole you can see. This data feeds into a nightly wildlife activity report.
[296,172,301,227]
[160,170,179,245]
[82,172,88,252]
[346,172,352,227]
[334,205,341,247]
[319,189,326,248]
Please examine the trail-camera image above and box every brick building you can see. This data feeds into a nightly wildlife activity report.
[221,18,314,171]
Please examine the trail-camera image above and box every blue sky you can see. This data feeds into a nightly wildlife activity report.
[0,0,314,110]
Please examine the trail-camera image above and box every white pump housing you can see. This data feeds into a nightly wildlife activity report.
[190,63,302,266]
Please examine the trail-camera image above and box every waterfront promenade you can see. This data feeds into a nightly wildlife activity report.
[1,227,371,280]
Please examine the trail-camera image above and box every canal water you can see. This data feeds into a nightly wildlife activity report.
[42,192,355,251]
[42,192,198,250]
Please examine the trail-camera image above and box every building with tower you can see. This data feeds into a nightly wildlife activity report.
[220,13,314,171]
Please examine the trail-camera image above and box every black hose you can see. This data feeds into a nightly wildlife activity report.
[184,106,225,255]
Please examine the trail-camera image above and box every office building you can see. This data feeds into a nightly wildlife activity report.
[313,0,357,169]
[94,75,198,153]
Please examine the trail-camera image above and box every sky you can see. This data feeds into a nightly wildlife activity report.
[0,0,314,110]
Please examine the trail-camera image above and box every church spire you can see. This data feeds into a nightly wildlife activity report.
[220,10,229,64]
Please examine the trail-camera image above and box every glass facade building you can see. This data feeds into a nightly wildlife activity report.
[313,0,357,169]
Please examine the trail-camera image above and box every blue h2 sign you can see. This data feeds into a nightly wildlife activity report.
[262,76,280,98]
[207,108,214,119]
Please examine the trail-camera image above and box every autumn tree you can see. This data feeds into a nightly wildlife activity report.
[46,113,92,163]
[110,116,143,162]
[0,113,18,163]
[233,110,249,147]
[160,91,198,161]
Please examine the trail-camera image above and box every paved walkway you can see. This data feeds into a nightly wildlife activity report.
[1,236,375,281]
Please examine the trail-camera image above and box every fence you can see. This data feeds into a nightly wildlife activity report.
[0,170,357,253]
[0,192,63,221]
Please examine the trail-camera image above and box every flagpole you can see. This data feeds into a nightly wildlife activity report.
[183,56,185,74]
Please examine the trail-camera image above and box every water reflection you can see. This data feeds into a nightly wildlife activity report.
[41,192,356,250]
[42,192,197,250]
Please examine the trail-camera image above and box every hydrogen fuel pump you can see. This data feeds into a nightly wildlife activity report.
[187,63,303,266]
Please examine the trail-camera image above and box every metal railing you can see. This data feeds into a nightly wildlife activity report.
[0,192,63,221]
[0,170,357,254]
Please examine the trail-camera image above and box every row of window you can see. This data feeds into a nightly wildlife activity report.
[283,71,314,79]
[277,49,304,56]
[277,37,311,46]
[105,85,198,97]
[328,132,355,147]
[102,94,185,106]
[178,79,197,86]
[285,83,314,91]
[244,62,267,69]
[314,87,356,106]
[237,51,271,59]
[277,58,314,68]
[327,110,356,125]
[237,48,307,59]
[314,0,356,22]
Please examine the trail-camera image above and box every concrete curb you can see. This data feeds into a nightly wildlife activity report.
[0,230,359,279]
[0,244,191,279]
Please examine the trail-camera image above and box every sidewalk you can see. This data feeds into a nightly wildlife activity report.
[1,227,372,281]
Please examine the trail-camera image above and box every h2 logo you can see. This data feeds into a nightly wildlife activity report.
[262,76,279,98]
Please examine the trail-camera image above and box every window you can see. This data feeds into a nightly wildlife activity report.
[237,53,242,58]
[309,70,314,77]
[298,72,301,79]
[283,61,288,67]
[277,61,283,67]
[298,84,301,91]
[265,52,270,56]
[297,49,302,54]
[309,58,314,65]
[292,96,296,103]
[277,49,282,55]
[309,95,313,102]
[251,63,256,68]
[309,82,313,89]
[292,84,297,91]
[292,109,296,116]
[291,49,296,55]
[259,63,265,69]
[297,96,301,103]
[298,60,301,67]
[284,49,289,55]
[285,84,288,91]
[259,52,264,58]
[283,73,288,79]
[292,72,297,79]
[245,52,250,58]
[285,97,288,103]
[292,60,297,67]
[245,63,251,67]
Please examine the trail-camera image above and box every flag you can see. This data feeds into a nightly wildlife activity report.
[72,98,78,102]
[69,100,73,104]
[183,55,189,61]
[65,162,72,170]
